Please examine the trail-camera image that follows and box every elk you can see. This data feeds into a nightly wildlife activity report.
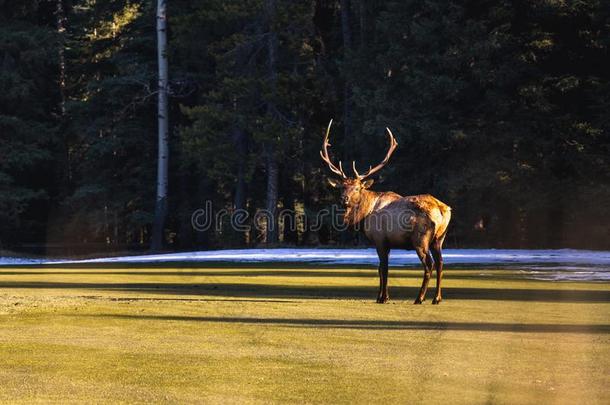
[321,120,451,304]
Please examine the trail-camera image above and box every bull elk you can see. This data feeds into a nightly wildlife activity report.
[321,120,451,304]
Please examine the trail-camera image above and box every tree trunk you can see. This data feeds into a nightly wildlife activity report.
[340,0,353,155]
[339,0,354,246]
[55,0,76,190]
[151,0,169,251]
[265,145,279,244]
[264,0,279,244]
[232,127,248,211]
[55,0,66,116]
[281,171,298,245]
[232,127,248,245]
[358,0,365,49]
[175,168,195,249]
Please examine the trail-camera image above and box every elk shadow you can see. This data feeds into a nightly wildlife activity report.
[90,313,610,334]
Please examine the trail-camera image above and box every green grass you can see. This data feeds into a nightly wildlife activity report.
[0,265,609,404]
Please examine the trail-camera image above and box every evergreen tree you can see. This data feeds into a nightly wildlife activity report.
[0,1,61,247]
[0,0,608,251]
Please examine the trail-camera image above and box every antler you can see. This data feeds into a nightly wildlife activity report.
[352,127,398,180]
[319,119,347,179]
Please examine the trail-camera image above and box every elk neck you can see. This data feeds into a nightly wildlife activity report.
[347,189,382,225]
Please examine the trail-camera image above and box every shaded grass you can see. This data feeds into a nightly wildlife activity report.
[90,313,610,334]
[0,265,609,404]
[0,280,608,302]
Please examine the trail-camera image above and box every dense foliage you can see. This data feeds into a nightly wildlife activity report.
[1,0,608,253]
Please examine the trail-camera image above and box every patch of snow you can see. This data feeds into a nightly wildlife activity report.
[1,248,609,281]
[0,257,42,266]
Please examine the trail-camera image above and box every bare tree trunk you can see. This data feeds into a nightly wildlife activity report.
[264,0,279,244]
[232,127,248,245]
[55,0,76,194]
[358,0,365,49]
[341,0,352,58]
[340,0,353,153]
[55,0,66,115]
[265,145,279,244]
[151,0,169,251]
[340,0,353,246]
[232,127,248,211]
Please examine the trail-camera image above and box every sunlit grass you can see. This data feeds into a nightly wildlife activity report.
[0,266,608,404]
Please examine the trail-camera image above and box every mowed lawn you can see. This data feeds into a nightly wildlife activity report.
[0,265,608,404]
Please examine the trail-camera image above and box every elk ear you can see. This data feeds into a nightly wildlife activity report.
[327,178,343,188]
[362,179,374,189]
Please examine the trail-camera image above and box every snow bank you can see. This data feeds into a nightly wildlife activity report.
[1,248,609,281]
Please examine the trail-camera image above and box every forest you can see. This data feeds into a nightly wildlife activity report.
[1,0,608,254]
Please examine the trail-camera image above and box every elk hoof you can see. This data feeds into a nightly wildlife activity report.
[376,296,389,304]
[432,297,442,305]
[413,298,423,305]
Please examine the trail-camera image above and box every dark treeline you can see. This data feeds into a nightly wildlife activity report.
[1,0,608,254]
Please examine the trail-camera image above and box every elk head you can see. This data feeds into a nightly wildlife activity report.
[320,119,398,223]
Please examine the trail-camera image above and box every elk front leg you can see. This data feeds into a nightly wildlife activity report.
[377,267,383,302]
[376,246,390,303]
[414,248,433,304]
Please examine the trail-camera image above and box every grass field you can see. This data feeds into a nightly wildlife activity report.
[0,264,609,404]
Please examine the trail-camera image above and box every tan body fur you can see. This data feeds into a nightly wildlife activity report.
[348,191,451,250]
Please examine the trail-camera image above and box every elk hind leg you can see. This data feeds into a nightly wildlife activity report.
[430,229,448,304]
[430,243,443,304]
[414,247,434,304]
